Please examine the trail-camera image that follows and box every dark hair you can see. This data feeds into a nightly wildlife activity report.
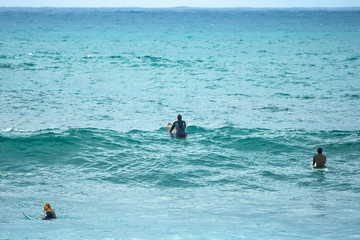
[177,114,182,120]
[317,147,323,154]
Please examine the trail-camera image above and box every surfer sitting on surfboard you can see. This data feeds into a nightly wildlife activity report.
[169,114,187,138]
[43,203,56,220]
[312,147,326,168]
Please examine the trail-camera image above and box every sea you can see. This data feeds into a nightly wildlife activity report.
[0,7,360,239]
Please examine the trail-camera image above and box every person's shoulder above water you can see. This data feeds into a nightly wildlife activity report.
[44,211,56,220]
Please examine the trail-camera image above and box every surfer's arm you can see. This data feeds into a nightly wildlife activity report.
[169,123,175,133]
[312,156,315,166]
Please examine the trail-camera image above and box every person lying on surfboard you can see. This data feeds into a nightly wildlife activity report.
[312,147,326,168]
[169,114,187,138]
[43,203,56,220]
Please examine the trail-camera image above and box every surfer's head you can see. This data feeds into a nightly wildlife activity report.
[317,147,323,154]
[177,114,182,121]
[44,203,54,213]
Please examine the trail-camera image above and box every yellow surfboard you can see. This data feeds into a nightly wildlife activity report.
[167,123,176,134]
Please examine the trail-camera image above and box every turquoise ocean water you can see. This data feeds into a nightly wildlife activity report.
[1,8,360,239]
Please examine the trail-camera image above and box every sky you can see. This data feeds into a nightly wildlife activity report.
[0,0,359,8]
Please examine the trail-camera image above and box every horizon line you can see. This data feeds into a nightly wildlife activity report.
[1,6,360,9]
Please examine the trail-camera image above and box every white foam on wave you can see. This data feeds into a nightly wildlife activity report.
[2,127,25,132]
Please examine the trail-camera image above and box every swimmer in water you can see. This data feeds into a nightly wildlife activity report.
[43,203,56,220]
[312,147,326,168]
